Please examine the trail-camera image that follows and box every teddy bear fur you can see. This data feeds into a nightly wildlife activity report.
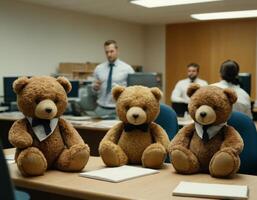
[99,85,170,169]
[168,84,244,178]
[8,76,90,176]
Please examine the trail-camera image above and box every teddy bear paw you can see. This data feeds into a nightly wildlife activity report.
[170,148,199,174]
[17,147,47,176]
[142,144,166,169]
[56,144,90,171]
[99,141,128,167]
[209,151,238,177]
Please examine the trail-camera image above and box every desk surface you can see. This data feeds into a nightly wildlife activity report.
[5,149,257,200]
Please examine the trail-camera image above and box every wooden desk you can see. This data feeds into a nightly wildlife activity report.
[0,112,118,156]
[5,148,256,200]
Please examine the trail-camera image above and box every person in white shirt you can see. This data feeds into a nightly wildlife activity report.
[171,63,208,103]
[92,40,134,117]
[212,60,252,118]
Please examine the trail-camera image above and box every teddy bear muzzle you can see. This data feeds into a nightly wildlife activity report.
[35,99,58,119]
[195,105,216,125]
[126,107,147,125]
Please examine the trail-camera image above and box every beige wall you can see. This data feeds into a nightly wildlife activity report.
[0,0,146,96]
[143,25,166,100]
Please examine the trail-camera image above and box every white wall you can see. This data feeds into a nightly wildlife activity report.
[143,25,166,100]
[0,0,146,97]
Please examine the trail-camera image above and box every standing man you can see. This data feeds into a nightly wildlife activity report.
[92,40,134,117]
[171,63,208,103]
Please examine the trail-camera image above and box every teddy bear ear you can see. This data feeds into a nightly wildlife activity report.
[223,88,237,104]
[187,83,201,97]
[13,76,30,94]
[56,76,72,93]
[112,85,125,101]
[150,87,162,101]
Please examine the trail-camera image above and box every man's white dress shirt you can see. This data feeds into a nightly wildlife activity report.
[171,78,208,103]
[93,59,134,108]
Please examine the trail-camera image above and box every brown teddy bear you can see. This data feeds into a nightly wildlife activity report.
[168,84,244,178]
[8,76,90,176]
[99,85,170,169]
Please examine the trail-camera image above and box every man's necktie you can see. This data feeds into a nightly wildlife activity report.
[106,63,114,95]
[202,125,209,142]
[32,118,51,135]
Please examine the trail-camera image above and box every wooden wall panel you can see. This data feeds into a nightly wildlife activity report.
[166,19,257,103]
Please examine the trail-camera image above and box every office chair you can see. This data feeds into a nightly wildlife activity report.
[155,103,179,163]
[0,144,30,200]
[155,103,179,140]
[227,111,257,175]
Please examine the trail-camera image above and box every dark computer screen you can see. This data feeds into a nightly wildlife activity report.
[127,73,158,88]
[3,77,18,103]
[68,80,79,98]
[172,102,188,117]
[238,73,251,96]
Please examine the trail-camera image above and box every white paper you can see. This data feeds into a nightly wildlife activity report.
[173,181,248,200]
[80,165,159,183]
[92,120,120,128]
[63,115,92,121]
[5,154,15,164]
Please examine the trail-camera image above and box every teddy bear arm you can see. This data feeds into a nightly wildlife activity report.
[59,118,85,147]
[220,126,244,154]
[100,122,124,144]
[168,123,195,151]
[9,119,33,148]
[149,123,170,150]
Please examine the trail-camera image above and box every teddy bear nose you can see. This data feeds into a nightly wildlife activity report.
[133,114,139,119]
[45,108,52,113]
[200,112,207,118]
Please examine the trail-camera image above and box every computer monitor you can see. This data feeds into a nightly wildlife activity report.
[3,77,18,103]
[238,73,251,96]
[172,102,188,117]
[68,80,79,98]
[127,73,158,88]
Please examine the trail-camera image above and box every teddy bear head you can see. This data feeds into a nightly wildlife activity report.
[13,76,71,119]
[112,85,162,125]
[187,84,237,125]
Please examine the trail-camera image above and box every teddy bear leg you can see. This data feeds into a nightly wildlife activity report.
[99,141,128,167]
[209,148,240,178]
[55,144,90,171]
[16,147,47,176]
[169,146,200,174]
[142,143,166,169]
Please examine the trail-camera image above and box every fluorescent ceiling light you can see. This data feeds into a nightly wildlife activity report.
[191,10,257,20]
[130,0,222,8]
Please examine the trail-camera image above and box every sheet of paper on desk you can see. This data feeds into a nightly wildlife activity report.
[173,181,248,200]
[63,115,92,121]
[93,120,120,128]
[5,154,15,164]
[79,165,159,183]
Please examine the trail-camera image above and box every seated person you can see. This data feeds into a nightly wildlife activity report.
[212,60,252,118]
[171,63,208,103]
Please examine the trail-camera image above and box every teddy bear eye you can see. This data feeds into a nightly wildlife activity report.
[54,98,59,104]
[143,106,147,111]
[125,105,130,111]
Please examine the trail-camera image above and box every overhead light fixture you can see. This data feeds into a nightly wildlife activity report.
[130,0,222,8]
[191,10,257,20]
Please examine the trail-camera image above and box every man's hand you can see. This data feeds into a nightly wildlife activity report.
[93,80,102,91]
